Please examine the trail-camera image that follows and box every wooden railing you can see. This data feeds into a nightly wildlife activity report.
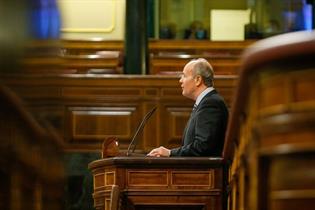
[224,31,315,210]
[0,84,64,210]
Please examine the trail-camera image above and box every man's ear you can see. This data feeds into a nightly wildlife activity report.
[194,75,202,86]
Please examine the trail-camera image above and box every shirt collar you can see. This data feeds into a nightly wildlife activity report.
[195,87,214,106]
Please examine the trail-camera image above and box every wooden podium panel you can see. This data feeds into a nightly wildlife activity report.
[89,157,225,210]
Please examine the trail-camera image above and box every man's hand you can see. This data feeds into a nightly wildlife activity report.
[147,146,170,157]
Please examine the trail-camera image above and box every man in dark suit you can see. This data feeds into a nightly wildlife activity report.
[147,58,229,157]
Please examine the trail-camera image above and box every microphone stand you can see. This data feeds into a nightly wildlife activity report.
[126,107,157,156]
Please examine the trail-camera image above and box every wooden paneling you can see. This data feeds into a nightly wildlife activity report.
[224,31,315,210]
[21,40,254,75]
[149,39,253,75]
[0,84,64,210]
[60,39,255,75]
[2,75,237,153]
[150,54,241,75]
[127,170,169,187]
[61,39,255,55]
[69,107,135,141]
[171,171,214,188]
[94,173,105,189]
[89,157,224,210]
[61,52,122,74]
[61,40,124,54]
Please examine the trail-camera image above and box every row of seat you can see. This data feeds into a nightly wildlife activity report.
[60,39,252,75]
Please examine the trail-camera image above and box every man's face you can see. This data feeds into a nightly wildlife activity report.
[179,62,197,100]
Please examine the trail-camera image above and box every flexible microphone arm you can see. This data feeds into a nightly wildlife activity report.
[126,106,157,156]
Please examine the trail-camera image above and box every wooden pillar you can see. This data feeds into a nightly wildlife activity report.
[124,0,148,74]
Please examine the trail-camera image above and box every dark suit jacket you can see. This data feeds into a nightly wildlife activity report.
[170,89,228,157]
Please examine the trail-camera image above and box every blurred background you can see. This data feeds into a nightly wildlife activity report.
[0,1,314,210]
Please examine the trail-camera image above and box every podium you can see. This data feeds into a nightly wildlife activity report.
[88,157,225,210]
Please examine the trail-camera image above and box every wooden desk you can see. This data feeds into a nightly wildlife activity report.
[89,157,225,210]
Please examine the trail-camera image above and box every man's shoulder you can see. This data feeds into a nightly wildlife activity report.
[205,90,224,101]
[202,91,228,108]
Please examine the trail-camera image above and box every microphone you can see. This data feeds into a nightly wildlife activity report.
[126,106,157,156]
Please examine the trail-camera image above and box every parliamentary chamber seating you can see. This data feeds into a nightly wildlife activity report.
[60,39,124,74]
[59,39,254,75]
